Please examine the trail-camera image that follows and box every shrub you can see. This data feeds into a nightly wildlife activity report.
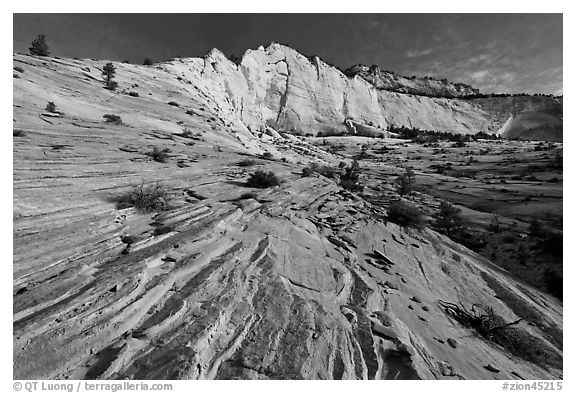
[438,300,561,369]
[103,114,122,125]
[433,201,463,237]
[128,91,139,97]
[387,200,425,229]
[13,129,25,137]
[13,66,24,73]
[29,34,50,56]
[396,167,415,196]
[148,147,171,163]
[45,102,57,113]
[167,101,180,107]
[117,182,171,213]
[246,170,281,188]
[143,57,154,66]
[340,159,363,192]
[107,81,118,91]
[260,152,274,160]
[237,159,257,167]
[488,215,501,233]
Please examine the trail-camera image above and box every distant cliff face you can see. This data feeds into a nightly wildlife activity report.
[161,44,494,136]
[343,64,480,98]
[468,96,563,133]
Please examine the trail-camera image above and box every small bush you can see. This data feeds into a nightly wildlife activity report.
[117,182,171,213]
[143,58,154,66]
[148,147,171,163]
[387,200,425,229]
[168,101,180,107]
[45,102,57,113]
[340,159,363,192]
[260,152,274,160]
[237,159,257,167]
[13,129,25,137]
[13,66,24,73]
[128,91,139,97]
[103,114,122,125]
[186,109,196,116]
[29,34,50,56]
[246,170,281,188]
[106,81,118,91]
[433,201,463,237]
[438,300,562,369]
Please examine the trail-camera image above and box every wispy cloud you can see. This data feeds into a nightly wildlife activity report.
[406,48,433,58]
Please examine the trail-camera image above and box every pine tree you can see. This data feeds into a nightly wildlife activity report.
[102,62,117,90]
[433,201,463,237]
[29,34,50,56]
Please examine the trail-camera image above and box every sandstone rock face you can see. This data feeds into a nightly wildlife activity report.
[13,52,562,380]
[344,64,480,98]
[470,96,563,136]
[160,44,493,136]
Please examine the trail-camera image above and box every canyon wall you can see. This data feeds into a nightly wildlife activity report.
[161,44,494,136]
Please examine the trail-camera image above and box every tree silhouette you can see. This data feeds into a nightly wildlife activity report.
[433,201,463,237]
[143,58,153,66]
[102,62,117,90]
[29,34,50,56]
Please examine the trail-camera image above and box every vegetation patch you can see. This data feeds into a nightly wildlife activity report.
[117,182,172,213]
[433,201,464,237]
[387,200,425,229]
[340,160,363,192]
[103,114,122,125]
[438,299,562,369]
[148,147,171,163]
[246,170,281,188]
[480,272,562,349]
[29,34,50,56]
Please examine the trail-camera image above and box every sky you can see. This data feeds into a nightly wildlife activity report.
[13,14,563,95]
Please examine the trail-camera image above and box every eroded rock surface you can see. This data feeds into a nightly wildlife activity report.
[13,51,562,380]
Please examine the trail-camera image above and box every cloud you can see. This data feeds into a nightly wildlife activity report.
[406,48,433,58]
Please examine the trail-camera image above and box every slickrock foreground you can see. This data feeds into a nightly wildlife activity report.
[13,49,562,380]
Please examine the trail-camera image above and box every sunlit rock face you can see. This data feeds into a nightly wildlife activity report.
[161,44,496,136]
[343,64,481,98]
